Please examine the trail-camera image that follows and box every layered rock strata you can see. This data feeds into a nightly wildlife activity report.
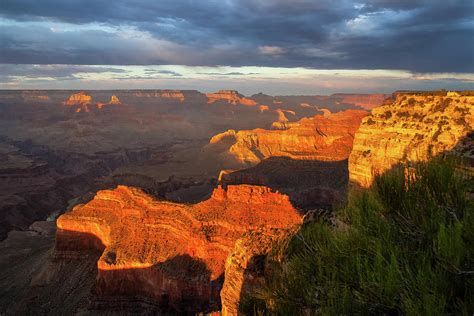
[349,93,474,187]
[206,90,257,106]
[56,185,301,313]
[221,228,296,315]
[206,110,368,167]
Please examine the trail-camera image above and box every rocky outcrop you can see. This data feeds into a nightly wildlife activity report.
[221,228,296,316]
[159,90,185,102]
[56,185,301,313]
[132,90,186,101]
[206,110,368,168]
[63,92,92,111]
[332,93,388,110]
[206,90,257,106]
[349,93,474,187]
[259,105,269,113]
[96,95,122,109]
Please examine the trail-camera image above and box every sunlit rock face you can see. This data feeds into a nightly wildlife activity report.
[221,228,295,315]
[63,92,93,113]
[108,95,121,105]
[332,93,388,110]
[131,90,185,101]
[349,93,474,187]
[206,109,368,168]
[56,185,301,313]
[96,95,122,108]
[64,92,92,106]
[206,90,257,106]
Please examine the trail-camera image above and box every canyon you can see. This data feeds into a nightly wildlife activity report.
[1,185,301,314]
[0,89,472,315]
[205,109,368,168]
[0,89,375,240]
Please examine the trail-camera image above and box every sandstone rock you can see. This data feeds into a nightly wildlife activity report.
[96,95,122,108]
[349,93,474,187]
[205,109,368,168]
[332,93,388,110]
[221,228,296,316]
[56,185,301,313]
[132,90,186,101]
[63,92,93,113]
[64,92,92,106]
[206,90,257,106]
[259,105,269,113]
[158,90,185,102]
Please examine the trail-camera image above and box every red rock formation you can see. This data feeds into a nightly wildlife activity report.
[63,92,92,113]
[206,109,368,167]
[96,95,122,108]
[259,105,269,113]
[206,90,257,106]
[271,109,298,129]
[132,90,185,101]
[349,93,474,187]
[64,92,92,106]
[332,93,388,110]
[221,228,295,316]
[159,90,185,102]
[56,185,301,312]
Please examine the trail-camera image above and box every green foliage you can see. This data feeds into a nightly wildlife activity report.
[433,98,452,112]
[407,97,416,105]
[382,111,393,119]
[366,118,376,125]
[248,157,474,315]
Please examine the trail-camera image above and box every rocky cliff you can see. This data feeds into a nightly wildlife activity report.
[206,90,257,106]
[206,109,368,168]
[63,92,92,106]
[56,185,301,313]
[349,93,474,187]
[132,90,186,101]
[332,93,388,110]
[63,92,93,113]
[221,228,295,315]
[96,95,122,109]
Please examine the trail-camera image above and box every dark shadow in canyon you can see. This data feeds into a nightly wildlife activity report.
[220,156,349,211]
[0,136,156,241]
[53,230,223,314]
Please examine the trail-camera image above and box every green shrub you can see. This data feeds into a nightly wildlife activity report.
[366,118,376,125]
[407,98,416,105]
[382,111,393,119]
[248,157,474,315]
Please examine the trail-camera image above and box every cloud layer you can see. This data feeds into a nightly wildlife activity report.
[1,64,472,95]
[1,0,473,73]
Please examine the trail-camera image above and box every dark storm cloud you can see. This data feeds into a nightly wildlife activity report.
[0,0,473,72]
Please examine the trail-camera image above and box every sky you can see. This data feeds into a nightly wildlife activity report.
[0,0,473,94]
